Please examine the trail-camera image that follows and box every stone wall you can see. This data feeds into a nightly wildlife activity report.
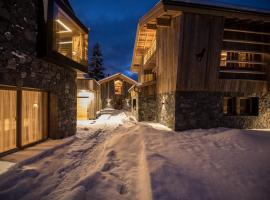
[0,0,77,138]
[156,93,176,129]
[174,91,270,131]
[138,94,157,122]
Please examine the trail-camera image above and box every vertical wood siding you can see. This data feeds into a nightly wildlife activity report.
[174,13,269,94]
[156,16,181,94]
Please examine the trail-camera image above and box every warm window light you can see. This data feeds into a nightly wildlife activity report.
[55,19,72,33]
[59,41,72,44]
[33,103,38,108]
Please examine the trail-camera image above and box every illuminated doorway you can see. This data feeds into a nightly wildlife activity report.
[77,90,95,120]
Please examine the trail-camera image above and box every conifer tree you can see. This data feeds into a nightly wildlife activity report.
[88,43,106,80]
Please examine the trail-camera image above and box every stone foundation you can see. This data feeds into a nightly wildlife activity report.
[152,91,270,131]
[0,0,77,138]
[138,94,157,122]
[157,93,176,129]
[174,91,270,131]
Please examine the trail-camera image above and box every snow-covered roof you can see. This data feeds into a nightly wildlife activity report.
[98,73,138,85]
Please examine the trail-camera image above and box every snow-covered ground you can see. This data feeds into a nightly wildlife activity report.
[0,111,270,200]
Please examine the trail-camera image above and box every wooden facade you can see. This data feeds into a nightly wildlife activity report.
[131,0,270,129]
[98,74,137,110]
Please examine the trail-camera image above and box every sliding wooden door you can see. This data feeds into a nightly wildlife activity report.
[21,91,48,146]
[0,89,17,153]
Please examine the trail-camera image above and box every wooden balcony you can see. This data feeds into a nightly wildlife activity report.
[143,40,156,68]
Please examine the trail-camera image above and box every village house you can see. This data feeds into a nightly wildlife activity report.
[130,0,270,130]
[77,73,101,120]
[98,73,137,111]
[0,0,89,155]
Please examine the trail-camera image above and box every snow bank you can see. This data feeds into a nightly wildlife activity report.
[143,127,270,200]
[0,111,269,200]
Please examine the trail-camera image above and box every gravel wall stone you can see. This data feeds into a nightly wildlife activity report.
[0,0,77,138]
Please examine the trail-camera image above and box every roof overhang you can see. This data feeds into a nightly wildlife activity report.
[98,73,138,85]
[131,0,270,73]
[131,2,179,72]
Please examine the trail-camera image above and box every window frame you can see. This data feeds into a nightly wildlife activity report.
[223,97,259,117]
[0,85,49,157]
[37,0,89,72]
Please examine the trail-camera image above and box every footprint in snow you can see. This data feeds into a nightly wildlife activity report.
[117,184,128,195]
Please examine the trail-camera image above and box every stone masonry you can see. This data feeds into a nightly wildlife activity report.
[0,0,77,138]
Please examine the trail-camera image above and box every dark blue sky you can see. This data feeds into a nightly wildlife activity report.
[69,0,270,80]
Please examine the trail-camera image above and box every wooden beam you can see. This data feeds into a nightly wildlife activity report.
[223,49,268,55]
[224,28,270,36]
[147,23,157,30]
[223,39,270,46]
[225,60,268,65]
[156,17,172,27]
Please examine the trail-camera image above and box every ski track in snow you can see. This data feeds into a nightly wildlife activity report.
[0,111,270,200]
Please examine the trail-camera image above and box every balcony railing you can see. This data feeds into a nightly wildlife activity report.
[143,40,156,66]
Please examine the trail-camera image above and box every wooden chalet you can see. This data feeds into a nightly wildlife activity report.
[130,0,270,130]
[98,73,138,110]
[77,73,101,120]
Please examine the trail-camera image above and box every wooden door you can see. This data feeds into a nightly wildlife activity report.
[0,89,17,153]
[21,91,48,146]
[77,92,96,120]
[77,97,89,120]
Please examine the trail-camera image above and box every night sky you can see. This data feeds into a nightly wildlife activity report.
[69,0,270,80]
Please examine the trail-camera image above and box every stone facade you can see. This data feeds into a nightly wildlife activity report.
[138,94,157,122]
[174,91,270,131]
[0,0,77,138]
[157,93,176,129]
[146,91,270,131]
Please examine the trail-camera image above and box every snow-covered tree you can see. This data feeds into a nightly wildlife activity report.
[88,43,106,80]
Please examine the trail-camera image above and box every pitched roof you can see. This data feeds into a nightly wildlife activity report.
[98,73,138,85]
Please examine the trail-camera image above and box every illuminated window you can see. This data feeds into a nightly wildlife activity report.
[220,51,227,67]
[114,80,123,95]
[53,2,88,66]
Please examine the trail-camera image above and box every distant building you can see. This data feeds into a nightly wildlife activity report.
[130,0,270,130]
[77,74,101,120]
[98,73,138,110]
[0,0,89,155]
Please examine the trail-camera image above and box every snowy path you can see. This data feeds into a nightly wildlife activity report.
[0,111,270,200]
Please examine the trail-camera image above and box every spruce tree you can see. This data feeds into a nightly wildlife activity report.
[88,43,106,80]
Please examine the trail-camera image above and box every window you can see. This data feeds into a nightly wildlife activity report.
[220,51,227,67]
[223,97,235,115]
[0,89,17,153]
[21,91,48,146]
[53,2,88,66]
[114,80,123,95]
[223,97,259,116]
[0,87,48,155]
[238,98,259,116]
[133,99,137,111]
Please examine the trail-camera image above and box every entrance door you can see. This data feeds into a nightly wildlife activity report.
[77,97,89,120]
[77,91,96,120]
[21,91,48,146]
[0,89,17,153]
